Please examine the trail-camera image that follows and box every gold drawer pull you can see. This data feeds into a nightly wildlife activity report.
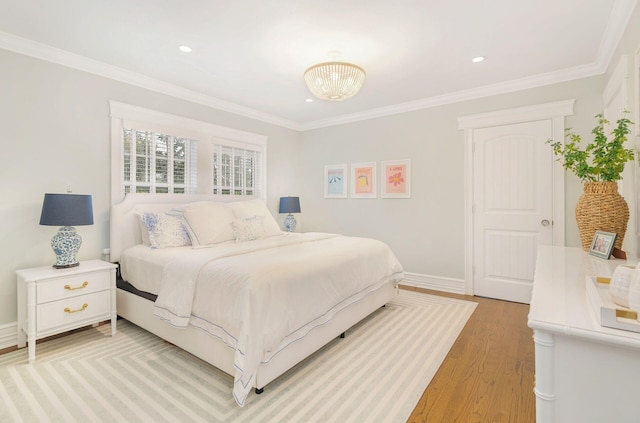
[64,304,88,314]
[64,281,88,291]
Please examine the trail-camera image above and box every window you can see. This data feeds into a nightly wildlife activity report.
[213,145,261,196]
[110,101,267,205]
[123,129,198,194]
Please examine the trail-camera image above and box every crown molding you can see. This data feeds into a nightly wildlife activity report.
[299,0,638,131]
[0,31,303,131]
[301,62,601,130]
[0,28,615,133]
[458,99,575,130]
[1,0,636,133]
[596,0,638,70]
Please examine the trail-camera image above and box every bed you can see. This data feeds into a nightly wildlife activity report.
[110,193,404,406]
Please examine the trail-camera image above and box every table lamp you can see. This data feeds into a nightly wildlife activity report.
[279,196,301,232]
[39,193,94,268]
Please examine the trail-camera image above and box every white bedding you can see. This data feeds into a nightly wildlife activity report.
[149,232,404,406]
[120,244,189,294]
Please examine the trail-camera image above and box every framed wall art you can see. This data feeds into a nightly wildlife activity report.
[351,162,377,198]
[324,164,347,198]
[381,159,411,198]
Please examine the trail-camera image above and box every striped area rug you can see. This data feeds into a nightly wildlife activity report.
[0,291,476,422]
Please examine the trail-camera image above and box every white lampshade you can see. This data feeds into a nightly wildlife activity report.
[304,62,366,101]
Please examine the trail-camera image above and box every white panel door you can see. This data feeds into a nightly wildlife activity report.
[473,120,553,303]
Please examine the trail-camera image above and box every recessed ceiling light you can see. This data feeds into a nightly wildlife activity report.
[178,45,192,53]
[305,98,313,103]
[472,56,485,63]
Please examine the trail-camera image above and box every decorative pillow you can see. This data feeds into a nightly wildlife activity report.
[136,214,152,247]
[181,202,236,246]
[228,199,282,236]
[134,204,187,246]
[136,211,191,249]
[231,216,267,242]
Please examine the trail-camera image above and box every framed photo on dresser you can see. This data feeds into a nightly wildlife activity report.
[589,230,617,259]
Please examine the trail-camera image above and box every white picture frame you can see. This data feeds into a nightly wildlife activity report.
[350,162,377,199]
[381,159,411,199]
[324,164,348,198]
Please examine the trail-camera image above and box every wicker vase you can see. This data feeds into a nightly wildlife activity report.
[575,181,629,251]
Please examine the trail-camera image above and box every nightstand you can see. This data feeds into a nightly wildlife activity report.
[16,259,117,363]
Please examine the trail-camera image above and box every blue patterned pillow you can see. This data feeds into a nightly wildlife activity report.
[231,215,267,242]
[137,211,191,248]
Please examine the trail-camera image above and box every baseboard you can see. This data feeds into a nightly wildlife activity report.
[402,272,466,295]
[0,322,17,350]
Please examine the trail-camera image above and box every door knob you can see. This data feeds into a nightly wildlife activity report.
[541,219,551,227]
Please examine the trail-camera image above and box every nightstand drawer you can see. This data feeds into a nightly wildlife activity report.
[37,270,111,303]
[37,291,111,333]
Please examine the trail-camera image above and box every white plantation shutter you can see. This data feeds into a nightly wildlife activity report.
[212,143,262,197]
[110,101,267,203]
[245,149,259,197]
[122,129,198,195]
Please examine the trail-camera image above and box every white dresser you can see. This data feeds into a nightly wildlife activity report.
[16,259,117,363]
[528,246,640,423]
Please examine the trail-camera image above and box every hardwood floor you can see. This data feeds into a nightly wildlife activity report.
[403,286,536,423]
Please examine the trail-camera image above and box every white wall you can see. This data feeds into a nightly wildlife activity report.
[301,1,640,285]
[604,3,640,257]
[300,77,606,285]
[0,49,302,326]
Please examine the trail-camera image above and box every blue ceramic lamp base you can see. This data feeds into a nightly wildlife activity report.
[284,214,297,232]
[51,226,82,268]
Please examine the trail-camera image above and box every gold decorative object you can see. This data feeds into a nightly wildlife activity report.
[616,309,638,320]
[64,281,89,290]
[586,276,640,333]
[64,304,88,313]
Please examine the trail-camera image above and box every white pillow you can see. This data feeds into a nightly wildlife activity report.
[231,216,268,242]
[182,202,236,246]
[228,199,282,236]
[136,211,191,249]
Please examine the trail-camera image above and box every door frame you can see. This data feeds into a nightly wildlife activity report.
[458,100,574,296]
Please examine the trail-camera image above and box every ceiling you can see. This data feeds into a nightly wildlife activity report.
[0,0,635,130]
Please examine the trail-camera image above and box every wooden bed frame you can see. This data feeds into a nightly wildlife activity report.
[110,194,396,393]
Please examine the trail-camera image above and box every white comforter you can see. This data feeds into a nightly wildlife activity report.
[152,232,404,406]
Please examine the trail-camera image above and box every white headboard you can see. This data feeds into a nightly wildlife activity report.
[109,193,243,262]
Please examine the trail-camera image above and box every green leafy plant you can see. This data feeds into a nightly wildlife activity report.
[548,112,635,182]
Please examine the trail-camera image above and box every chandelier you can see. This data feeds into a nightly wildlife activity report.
[303,62,366,101]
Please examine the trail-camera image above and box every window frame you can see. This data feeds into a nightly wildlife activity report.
[123,129,196,195]
[212,143,261,197]
[110,101,268,205]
